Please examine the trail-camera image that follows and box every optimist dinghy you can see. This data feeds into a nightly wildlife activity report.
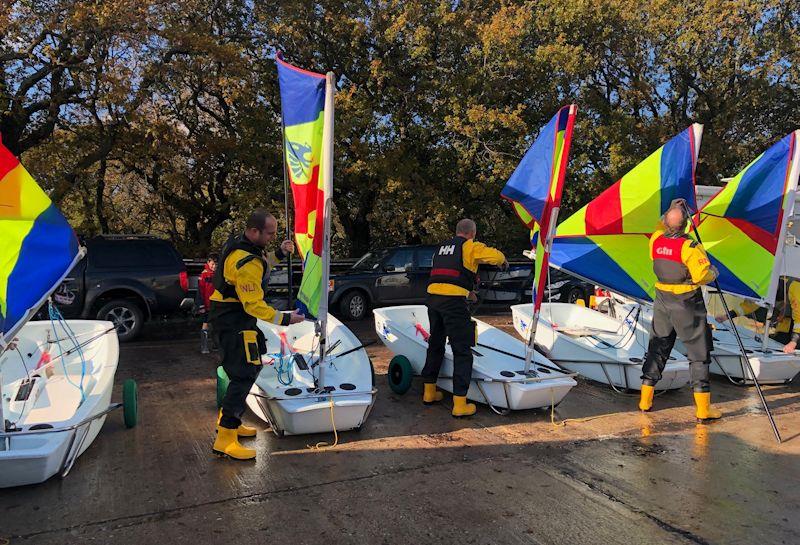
[240,60,376,437]
[373,305,577,413]
[0,137,135,487]
[0,320,132,487]
[246,314,376,436]
[511,303,689,391]
[618,300,800,385]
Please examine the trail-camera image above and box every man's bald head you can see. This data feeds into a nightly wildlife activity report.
[456,218,477,239]
[663,206,688,234]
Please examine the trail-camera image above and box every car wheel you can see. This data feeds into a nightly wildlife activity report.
[340,290,368,321]
[97,299,144,342]
[564,286,587,305]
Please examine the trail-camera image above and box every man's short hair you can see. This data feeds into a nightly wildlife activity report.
[456,218,476,235]
[246,208,275,231]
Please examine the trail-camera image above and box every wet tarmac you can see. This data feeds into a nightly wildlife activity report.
[2,312,799,544]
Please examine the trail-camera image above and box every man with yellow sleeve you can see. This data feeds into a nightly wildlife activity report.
[717,277,800,354]
[421,218,508,417]
[639,200,722,422]
[209,208,304,460]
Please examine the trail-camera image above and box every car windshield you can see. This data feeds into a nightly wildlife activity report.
[352,250,389,271]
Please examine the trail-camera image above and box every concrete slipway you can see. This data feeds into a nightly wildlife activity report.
[1,313,798,545]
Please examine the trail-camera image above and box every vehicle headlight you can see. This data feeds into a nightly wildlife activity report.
[549,280,568,290]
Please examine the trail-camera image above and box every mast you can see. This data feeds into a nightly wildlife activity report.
[524,105,577,374]
[281,119,294,309]
[317,71,335,388]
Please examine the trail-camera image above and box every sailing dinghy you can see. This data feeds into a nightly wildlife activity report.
[374,306,576,412]
[0,138,135,488]
[511,302,689,391]
[510,125,704,390]
[241,56,376,436]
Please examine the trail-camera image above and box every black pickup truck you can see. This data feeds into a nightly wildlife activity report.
[329,245,593,320]
[51,235,191,342]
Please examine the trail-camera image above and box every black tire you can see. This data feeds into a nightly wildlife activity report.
[564,286,587,305]
[97,299,144,342]
[387,355,414,395]
[340,290,369,321]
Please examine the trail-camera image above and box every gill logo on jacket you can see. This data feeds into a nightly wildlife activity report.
[439,245,456,256]
[655,246,673,257]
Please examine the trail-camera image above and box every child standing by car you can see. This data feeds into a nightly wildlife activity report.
[198,253,218,353]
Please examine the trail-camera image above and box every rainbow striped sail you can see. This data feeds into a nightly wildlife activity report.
[697,131,800,305]
[276,54,329,319]
[501,105,576,310]
[550,124,703,301]
[0,136,80,347]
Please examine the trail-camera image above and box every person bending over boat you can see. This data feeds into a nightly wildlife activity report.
[640,200,722,422]
[422,218,508,417]
[715,276,800,354]
[209,209,304,460]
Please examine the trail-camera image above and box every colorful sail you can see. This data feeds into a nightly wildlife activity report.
[697,131,800,304]
[276,53,328,318]
[550,124,703,301]
[501,105,576,317]
[0,136,81,347]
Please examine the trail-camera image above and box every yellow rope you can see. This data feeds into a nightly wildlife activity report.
[549,389,620,428]
[307,395,339,450]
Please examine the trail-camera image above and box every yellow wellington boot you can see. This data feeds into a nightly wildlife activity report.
[217,411,257,438]
[639,384,654,412]
[693,392,722,423]
[452,395,476,417]
[423,383,444,405]
[213,427,256,460]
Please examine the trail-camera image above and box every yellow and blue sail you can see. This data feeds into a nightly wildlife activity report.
[501,105,577,312]
[697,131,800,304]
[276,53,327,318]
[549,125,702,301]
[0,136,80,346]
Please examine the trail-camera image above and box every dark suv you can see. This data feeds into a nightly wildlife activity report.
[330,245,594,320]
[51,235,190,342]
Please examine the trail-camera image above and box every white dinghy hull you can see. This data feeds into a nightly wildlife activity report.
[246,313,376,436]
[373,306,577,411]
[618,302,800,385]
[511,303,690,391]
[0,320,119,488]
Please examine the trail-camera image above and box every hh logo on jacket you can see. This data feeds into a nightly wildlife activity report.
[439,245,456,256]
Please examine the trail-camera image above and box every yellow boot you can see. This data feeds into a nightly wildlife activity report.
[217,410,257,438]
[423,383,444,405]
[639,384,654,412]
[452,395,476,417]
[693,392,722,422]
[213,427,256,460]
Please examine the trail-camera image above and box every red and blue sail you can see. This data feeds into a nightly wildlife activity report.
[276,53,328,318]
[697,131,800,304]
[501,105,577,314]
[0,136,80,346]
[549,125,703,302]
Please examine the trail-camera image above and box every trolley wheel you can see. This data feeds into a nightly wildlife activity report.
[216,366,230,408]
[388,355,414,395]
[123,379,139,428]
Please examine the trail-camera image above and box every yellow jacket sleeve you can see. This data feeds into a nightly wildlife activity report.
[788,281,800,338]
[235,259,290,325]
[466,241,506,270]
[681,241,716,286]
